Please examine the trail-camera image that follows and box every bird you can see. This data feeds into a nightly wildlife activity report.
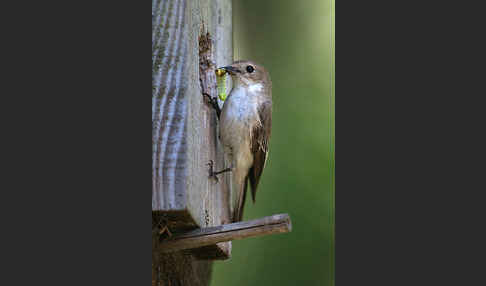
[212,60,272,222]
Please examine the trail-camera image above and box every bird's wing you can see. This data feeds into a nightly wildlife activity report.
[249,100,272,203]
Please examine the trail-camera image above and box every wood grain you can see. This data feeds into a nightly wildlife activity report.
[152,0,189,212]
[158,214,292,253]
[152,0,233,284]
[152,0,233,230]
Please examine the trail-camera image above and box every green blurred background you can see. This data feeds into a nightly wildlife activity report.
[211,1,334,285]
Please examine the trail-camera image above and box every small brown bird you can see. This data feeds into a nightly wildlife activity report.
[215,60,272,222]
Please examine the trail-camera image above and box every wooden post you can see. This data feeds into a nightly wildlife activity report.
[152,0,232,285]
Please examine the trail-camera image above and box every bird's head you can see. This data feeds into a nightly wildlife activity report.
[218,60,272,92]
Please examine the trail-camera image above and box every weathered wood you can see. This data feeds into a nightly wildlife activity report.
[158,214,292,253]
[152,0,232,238]
[152,0,190,213]
[152,247,213,286]
[152,0,232,232]
[153,0,232,285]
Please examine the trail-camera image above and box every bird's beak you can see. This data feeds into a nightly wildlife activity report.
[220,66,240,75]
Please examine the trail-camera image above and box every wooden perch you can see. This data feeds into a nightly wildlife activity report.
[158,214,292,254]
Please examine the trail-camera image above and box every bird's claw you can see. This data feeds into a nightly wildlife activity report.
[207,160,219,183]
[203,92,221,119]
[207,160,232,184]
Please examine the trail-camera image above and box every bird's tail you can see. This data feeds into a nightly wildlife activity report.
[232,176,248,222]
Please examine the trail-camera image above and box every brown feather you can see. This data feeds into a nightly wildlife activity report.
[233,177,248,222]
[248,100,272,203]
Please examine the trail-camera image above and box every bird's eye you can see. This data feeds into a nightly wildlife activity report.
[246,65,255,73]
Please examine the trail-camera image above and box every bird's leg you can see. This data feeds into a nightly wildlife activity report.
[207,160,232,183]
[203,92,221,119]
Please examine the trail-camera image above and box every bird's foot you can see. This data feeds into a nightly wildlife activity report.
[203,92,221,119]
[207,160,232,183]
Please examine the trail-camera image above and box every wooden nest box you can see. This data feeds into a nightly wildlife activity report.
[152,0,233,260]
[152,0,291,263]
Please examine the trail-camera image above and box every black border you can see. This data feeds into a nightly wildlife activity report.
[337,1,486,285]
[1,1,150,284]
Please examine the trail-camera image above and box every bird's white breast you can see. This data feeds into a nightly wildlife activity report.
[219,85,260,166]
[221,85,260,122]
[248,83,264,93]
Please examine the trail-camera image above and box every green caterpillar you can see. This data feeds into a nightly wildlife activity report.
[215,68,228,101]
